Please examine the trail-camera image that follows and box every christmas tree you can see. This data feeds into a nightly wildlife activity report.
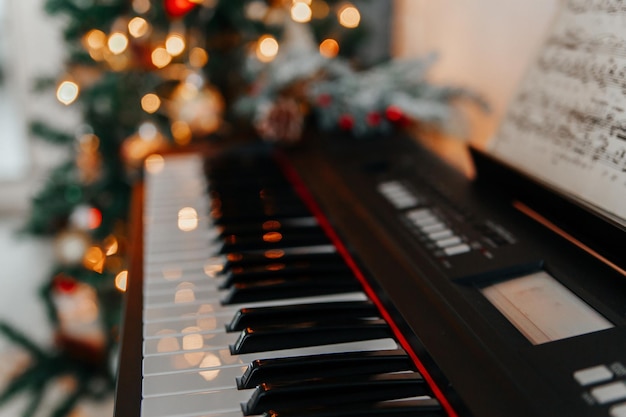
[0,1,484,416]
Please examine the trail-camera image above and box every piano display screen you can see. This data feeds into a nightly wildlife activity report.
[481,271,613,345]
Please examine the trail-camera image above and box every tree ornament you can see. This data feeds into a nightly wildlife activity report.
[255,97,305,144]
[164,0,198,18]
[54,230,91,266]
[51,274,106,365]
[69,204,103,231]
[338,114,354,131]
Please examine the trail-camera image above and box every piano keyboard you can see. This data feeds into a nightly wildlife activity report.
[139,150,449,417]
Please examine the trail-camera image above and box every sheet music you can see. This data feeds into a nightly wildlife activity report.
[491,0,626,224]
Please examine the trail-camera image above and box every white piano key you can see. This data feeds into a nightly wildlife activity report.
[143,292,368,322]
[144,260,221,272]
[140,387,248,417]
[143,338,399,375]
[144,248,222,265]
[143,292,224,309]
[144,279,223,297]
[143,330,239,355]
[143,364,247,397]
[144,314,233,338]
[177,411,245,417]
[144,275,222,292]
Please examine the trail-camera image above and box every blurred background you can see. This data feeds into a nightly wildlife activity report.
[0,0,558,415]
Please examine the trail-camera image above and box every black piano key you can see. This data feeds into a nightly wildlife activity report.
[242,373,428,416]
[223,248,342,271]
[219,230,331,253]
[264,398,444,417]
[237,349,413,389]
[221,276,362,305]
[211,206,312,225]
[230,318,392,355]
[220,259,351,288]
[216,217,319,238]
[227,300,379,332]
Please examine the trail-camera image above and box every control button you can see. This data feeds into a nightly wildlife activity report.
[574,365,613,386]
[443,243,471,256]
[435,236,462,248]
[610,402,626,417]
[406,208,432,221]
[421,223,446,233]
[591,381,626,404]
[393,195,419,209]
[415,216,439,227]
[428,229,453,241]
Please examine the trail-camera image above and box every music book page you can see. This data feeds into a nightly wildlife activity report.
[490,0,626,224]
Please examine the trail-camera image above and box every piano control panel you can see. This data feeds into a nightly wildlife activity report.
[372,170,542,282]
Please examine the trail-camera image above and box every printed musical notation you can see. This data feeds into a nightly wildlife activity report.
[492,0,626,223]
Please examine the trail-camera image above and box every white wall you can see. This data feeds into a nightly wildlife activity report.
[0,0,76,213]
[393,0,561,149]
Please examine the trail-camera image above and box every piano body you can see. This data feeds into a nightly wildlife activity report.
[113,131,626,417]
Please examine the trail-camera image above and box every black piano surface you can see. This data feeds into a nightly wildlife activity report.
[115,132,626,417]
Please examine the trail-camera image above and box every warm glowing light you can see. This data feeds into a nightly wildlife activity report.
[115,270,128,292]
[256,35,279,62]
[171,121,192,145]
[262,220,281,230]
[245,1,267,20]
[108,32,129,55]
[266,263,286,271]
[156,330,180,353]
[311,0,330,18]
[189,47,209,68]
[85,29,106,50]
[77,133,99,152]
[291,2,312,22]
[175,288,196,303]
[178,82,199,100]
[138,122,159,140]
[203,259,224,277]
[145,154,165,174]
[265,249,285,259]
[132,0,151,14]
[263,231,283,243]
[338,4,360,28]
[182,327,204,350]
[166,33,186,56]
[103,235,119,256]
[319,38,339,58]
[141,93,161,114]
[83,246,105,273]
[152,47,172,68]
[198,353,222,381]
[56,81,79,105]
[197,315,218,331]
[178,207,199,231]
[105,53,130,71]
[162,267,182,280]
[128,17,150,38]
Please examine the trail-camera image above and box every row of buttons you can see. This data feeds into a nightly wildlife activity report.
[573,363,626,416]
[377,180,470,258]
[377,181,419,209]
[405,208,470,257]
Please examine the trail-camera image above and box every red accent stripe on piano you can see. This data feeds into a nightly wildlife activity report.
[276,151,460,417]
